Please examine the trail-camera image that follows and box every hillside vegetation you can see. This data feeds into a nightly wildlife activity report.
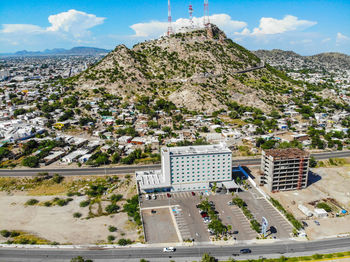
[70,25,307,113]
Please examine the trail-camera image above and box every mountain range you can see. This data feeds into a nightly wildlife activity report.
[253,49,350,72]
[0,47,110,57]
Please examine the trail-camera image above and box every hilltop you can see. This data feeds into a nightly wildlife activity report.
[72,25,303,113]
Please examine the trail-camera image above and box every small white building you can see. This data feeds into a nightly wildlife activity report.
[314,208,328,218]
[298,204,313,217]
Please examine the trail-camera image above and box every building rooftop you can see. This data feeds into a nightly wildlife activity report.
[264,148,309,159]
[136,170,171,190]
[162,143,231,156]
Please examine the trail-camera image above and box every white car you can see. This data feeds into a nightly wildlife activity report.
[163,247,176,252]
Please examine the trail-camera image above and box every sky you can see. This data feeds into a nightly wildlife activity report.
[0,0,349,55]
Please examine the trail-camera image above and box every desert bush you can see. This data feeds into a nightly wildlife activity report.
[43,201,52,207]
[110,194,123,202]
[26,199,39,206]
[0,230,11,238]
[117,238,132,246]
[52,174,64,184]
[79,200,90,207]
[107,235,115,242]
[105,204,120,214]
[73,212,82,218]
[108,226,117,232]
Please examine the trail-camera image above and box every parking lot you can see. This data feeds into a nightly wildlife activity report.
[142,207,180,244]
[140,182,293,243]
[239,189,294,239]
[141,191,210,243]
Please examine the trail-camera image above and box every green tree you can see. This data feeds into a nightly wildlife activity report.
[309,156,317,168]
[22,156,39,168]
[208,219,227,236]
[95,153,110,166]
[117,238,132,246]
[201,253,217,262]
[70,256,93,262]
[111,152,120,164]
[0,147,10,160]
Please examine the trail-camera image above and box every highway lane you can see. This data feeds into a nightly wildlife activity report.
[0,150,350,177]
[0,237,350,261]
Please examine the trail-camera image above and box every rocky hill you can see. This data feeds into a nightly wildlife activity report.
[73,25,301,113]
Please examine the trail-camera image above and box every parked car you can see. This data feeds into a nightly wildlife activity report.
[240,248,251,254]
[145,194,151,200]
[201,212,208,218]
[163,247,175,252]
[151,209,156,214]
[232,231,239,234]
[191,192,195,196]
[227,201,234,206]
[204,217,211,223]
[314,220,320,226]
[167,193,171,198]
[152,194,157,200]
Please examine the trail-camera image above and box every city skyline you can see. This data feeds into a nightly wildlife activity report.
[0,0,350,55]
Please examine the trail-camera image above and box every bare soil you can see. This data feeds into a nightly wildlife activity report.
[250,165,350,240]
[0,175,140,245]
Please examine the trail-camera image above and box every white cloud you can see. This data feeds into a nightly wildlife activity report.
[336,32,350,45]
[1,24,43,34]
[321,37,331,43]
[236,15,316,36]
[130,13,246,37]
[1,9,105,38]
[47,9,105,37]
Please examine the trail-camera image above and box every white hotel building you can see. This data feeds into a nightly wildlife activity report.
[136,144,236,193]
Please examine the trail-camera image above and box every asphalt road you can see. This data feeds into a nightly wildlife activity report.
[0,151,350,177]
[1,237,350,261]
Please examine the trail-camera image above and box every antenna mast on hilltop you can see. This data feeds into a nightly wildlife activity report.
[189,2,194,28]
[203,0,210,28]
[203,0,213,38]
[167,0,173,36]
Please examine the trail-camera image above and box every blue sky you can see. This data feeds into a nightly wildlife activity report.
[0,0,349,55]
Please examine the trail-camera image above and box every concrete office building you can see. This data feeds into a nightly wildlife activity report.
[136,144,235,193]
[260,148,309,192]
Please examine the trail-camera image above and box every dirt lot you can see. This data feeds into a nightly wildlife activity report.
[251,164,350,240]
[0,175,141,245]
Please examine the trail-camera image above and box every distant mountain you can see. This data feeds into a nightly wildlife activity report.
[253,49,350,71]
[0,47,110,57]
